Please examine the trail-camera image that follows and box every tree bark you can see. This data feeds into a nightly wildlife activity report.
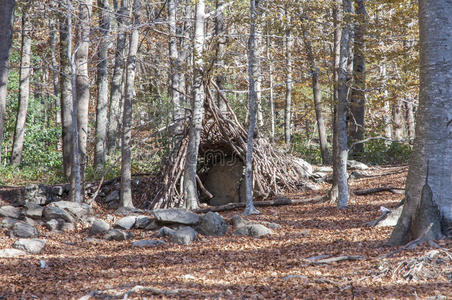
[392,99,404,141]
[49,17,60,124]
[405,100,415,141]
[108,0,128,153]
[215,0,227,112]
[11,6,32,165]
[183,0,205,210]
[348,0,366,158]
[255,21,263,128]
[284,10,293,146]
[243,0,259,216]
[120,0,141,208]
[390,0,452,245]
[94,0,111,172]
[266,22,275,142]
[75,0,92,197]
[0,0,15,164]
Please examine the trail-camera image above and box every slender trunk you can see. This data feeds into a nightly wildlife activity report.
[405,100,415,141]
[266,23,275,142]
[255,22,263,128]
[49,18,60,124]
[392,99,404,141]
[120,0,141,208]
[380,65,392,139]
[334,0,351,208]
[243,0,259,216]
[11,6,32,165]
[348,0,366,158]
[284,11,293,146]
[183,0,205,210]
[108,0,128,152]
[215,0,227,112]
[59,0,74,179]
[0,0,15,164]
[94,0,111,172]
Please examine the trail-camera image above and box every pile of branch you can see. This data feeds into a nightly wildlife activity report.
[144,80,306,209]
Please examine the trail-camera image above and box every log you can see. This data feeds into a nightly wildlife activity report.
[310,255,363,264]
[353,186,404,196]
[194,195,324,213]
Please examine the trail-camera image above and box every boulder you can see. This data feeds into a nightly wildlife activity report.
[0,206,22,219]
[103,229,134,241]
[13,239,46,254]
[144,220,160,231]
[43,206,74,223]
[24,203,43,219]
[1,217,20,229]
[114,206,144,216]
[22,184,53,205]
[157,226,176,237]
[113,216,137,230]
[292,158,313,178]
[0,248,26,257]
[132,240,166,248]
[259,221,281,229]
[49,201,93,219]
[231,215,247,229]
[153,209,199,225]
[347,160,369,170]
[105,190,120,203]
[9,222,39,238]
[134,215,154,229]
[44,219,74,232]
[234,224,273,237]
[376,206,404,227]
[196,212,227,236]
[89,219,110,235]
[203,161,246,206]
[171,227,197,245]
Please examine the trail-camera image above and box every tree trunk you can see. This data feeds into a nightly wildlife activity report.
[0,0,15,164]
[284,11,293,146]
[266,22,275,142]
[49,18,60,124]
[255,22,263,128]
[243,0,259,216]
[59,0,74,179]
[405,100,415,142]
[94,0,111,172]
[392,99,404,141]
[75,0,92,197]
[108,0,128,153]
[215,0,227,112]
[333,0,351,208]
[183,0,205,210]
[390,0,452,245]
[11,5,32,165]
[120,0,141,208]
[348,0,366,158]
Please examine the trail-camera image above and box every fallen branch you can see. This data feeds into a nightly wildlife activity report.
[196,175,213,199]
[79,284,200,299]
[194,195,324,213]
[364,209,390,227]
[310,255,363,264]
[353,186,404,196]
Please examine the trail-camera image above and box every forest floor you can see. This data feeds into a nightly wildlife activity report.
[1,165,451,299]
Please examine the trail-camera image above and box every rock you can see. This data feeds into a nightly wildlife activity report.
[1,217,20,229]
[302,181,320,191]
[144,219,160,231]
[134,215,154,229]
[316,166,333,173]
[114,206,143,216]
[158,226,175,237]
[132,239,166,248]
[24,203,43,219]
[22,184,53,205]
[196,212,227,236]
[89,219,110,235]
[105,190,120,203]
[49,201,93,219]
[153,209,199,225]
[292,158,313,178]
[203,161,246,206]
[347,160,369,170]
[0,205,22,219]
[231,215,247,229]
[42,206,74,223]
[349,171,366,180]
[13,239,46,254]
[0,248,26,257]
[51,185,65,196]
[171,227,197,245]
[24,217,42,227]
[113,216,137,230]
[9,222,39,238]
[234,224,273,237]
[103,229,134,241]
[44,219,74,232]
[376,206,404,227]
[259,221,281,229]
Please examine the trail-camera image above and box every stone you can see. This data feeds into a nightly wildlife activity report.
[132,240,166,248]
[24,217,42,227]
[144,219,160,231]
[196,212,227,236]
[24,204,43,219]
[316,166,333,173]
[105,190,120,203]
[347,160,369,170]
[0,206,22,219]
[9,222,39,238]
[234,224,273,237]
[292,158,313,178]
[22,184,52,205]
[376,206,404,227]
[51,185,65,196]
[0,248,26,257]
[349,171,366,180]
[170,227,197,245]
[49,201,93,219]
[44,219,74,232]
[103,229,134,241]
[134,215,154,229]
[43,206,74,223]
[89,219,110,235]
[113,216,136,230]
[231,215,247,229]
[13,239,46,254]
[114,206,143,216]
[1,217,20,229]
[204,161,245,206]
[259,221,281,229]
[153,209,199,225]
[158,226,175,237]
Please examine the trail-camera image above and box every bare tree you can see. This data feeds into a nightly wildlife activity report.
[284,8,293,146]
[11,3,32,165]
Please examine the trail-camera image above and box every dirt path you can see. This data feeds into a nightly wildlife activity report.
[1,166,451,299]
